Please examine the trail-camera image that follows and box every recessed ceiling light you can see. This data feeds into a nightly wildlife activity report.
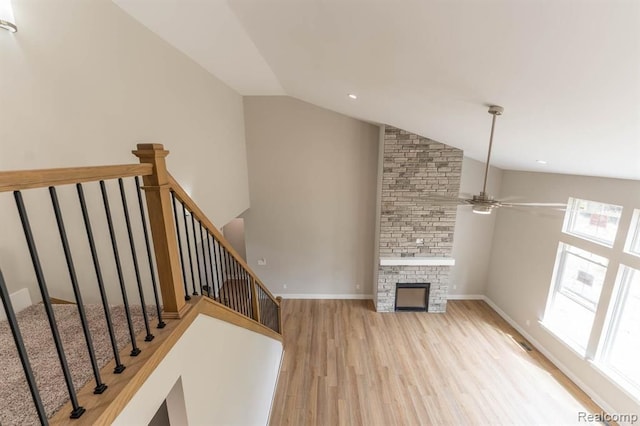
[536,160,548,165]
[348,94,358,100]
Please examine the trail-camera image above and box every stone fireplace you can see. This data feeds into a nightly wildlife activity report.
[375,126,462,313]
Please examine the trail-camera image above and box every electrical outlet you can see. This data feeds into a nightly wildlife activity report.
[356,284,361,290]
[257,258,267,266]
[416,238,424,245]
[283,284,287,289]
[526,320,531,326]
[452,284,457,290]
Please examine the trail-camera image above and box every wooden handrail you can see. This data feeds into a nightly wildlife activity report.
[0,164,153,193]
[167,173,280,305]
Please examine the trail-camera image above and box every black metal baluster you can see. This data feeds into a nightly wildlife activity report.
[236,260,247,317]
[235,260,244,315]
[257,287,262,323]
[100,181,141,357]
[261,290,267,327]
[229,255,238,312]
[238,262,253,318]
[220,245,230,308]
[206,233,216,300]
[118,178,154,342]
[214,239,224,304]
[205,233,214,299]
[216,239,228,307]
[268,298,274,330]
[199,222,211,297]
[211,236,223,302]
[171,192,190,301]
[230,253,241,313]
[14,191,86,419]
[135,177,165,329]
[190,214,203,296]
[270,299,275,330]
[181,203,197,296]
[244,270,253,320]
[261,291,267,327]
[265,294,270,329]
[245,272,252,318]
[77,184,125,374]
[49,187,107,394]
[235,260,245,316]
[224,248,237,311]
[0,270,48,425]
[235,261,244,316]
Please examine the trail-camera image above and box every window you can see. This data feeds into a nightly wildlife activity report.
[564,198,623,247]
[544,244,608,352]
[600,265,640,395]
[545,196,640,400]
[624,209,640,257]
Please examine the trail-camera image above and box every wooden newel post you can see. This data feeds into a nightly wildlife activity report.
[250,277,261,323]
[276,296,283,335]
[133,144,188,319]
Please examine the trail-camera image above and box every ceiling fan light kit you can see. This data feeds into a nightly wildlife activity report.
[472,205,493,215]
[424,104,566,215]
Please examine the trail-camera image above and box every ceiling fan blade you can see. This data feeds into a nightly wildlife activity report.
[494,195,524,202]
[420,194,469,203]
[505,206,566,218]
[424,198,470,205]
[501,202,567,207]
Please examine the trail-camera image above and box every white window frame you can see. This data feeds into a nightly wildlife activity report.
[623,209,640,257]
[543,243,608,353]
[597,265,640,399]
[562,197,623,248]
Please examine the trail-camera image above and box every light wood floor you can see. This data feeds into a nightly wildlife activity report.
[270,299,608,426]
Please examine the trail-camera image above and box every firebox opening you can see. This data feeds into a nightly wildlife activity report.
[395,283,430,312]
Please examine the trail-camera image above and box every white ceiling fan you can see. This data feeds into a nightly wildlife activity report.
[426,105,567,215]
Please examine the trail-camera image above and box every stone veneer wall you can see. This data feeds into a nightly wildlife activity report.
[376,126,463,312]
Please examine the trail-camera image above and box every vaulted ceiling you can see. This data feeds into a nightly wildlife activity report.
[114,0,640,181]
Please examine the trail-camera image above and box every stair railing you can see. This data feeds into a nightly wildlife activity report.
[0,163,161,423]
[0,144,281,423]
[133,144,282,332]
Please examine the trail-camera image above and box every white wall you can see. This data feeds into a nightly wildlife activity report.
[113,314,283,426]
[223,218,248,261]
[0,288,32,321]
[242,96,379,297]
[371,126,386,308]
[449,158,503,296]
[0,0,249,298]
[486,170,640,418]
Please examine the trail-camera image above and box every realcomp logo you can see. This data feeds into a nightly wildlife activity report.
[578,411,639,424]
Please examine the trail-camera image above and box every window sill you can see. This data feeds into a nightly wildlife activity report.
[538,320,588,359]
[562,230,615,249]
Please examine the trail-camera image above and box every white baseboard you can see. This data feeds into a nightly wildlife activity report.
[481,296,618,419]
[447,294,485,300]
[0,288,32,321]
[274,293,373,300]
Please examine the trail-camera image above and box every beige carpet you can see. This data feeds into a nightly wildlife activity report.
[0,303,156,425]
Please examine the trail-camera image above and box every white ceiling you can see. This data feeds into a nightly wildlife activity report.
[115,0,640,180]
